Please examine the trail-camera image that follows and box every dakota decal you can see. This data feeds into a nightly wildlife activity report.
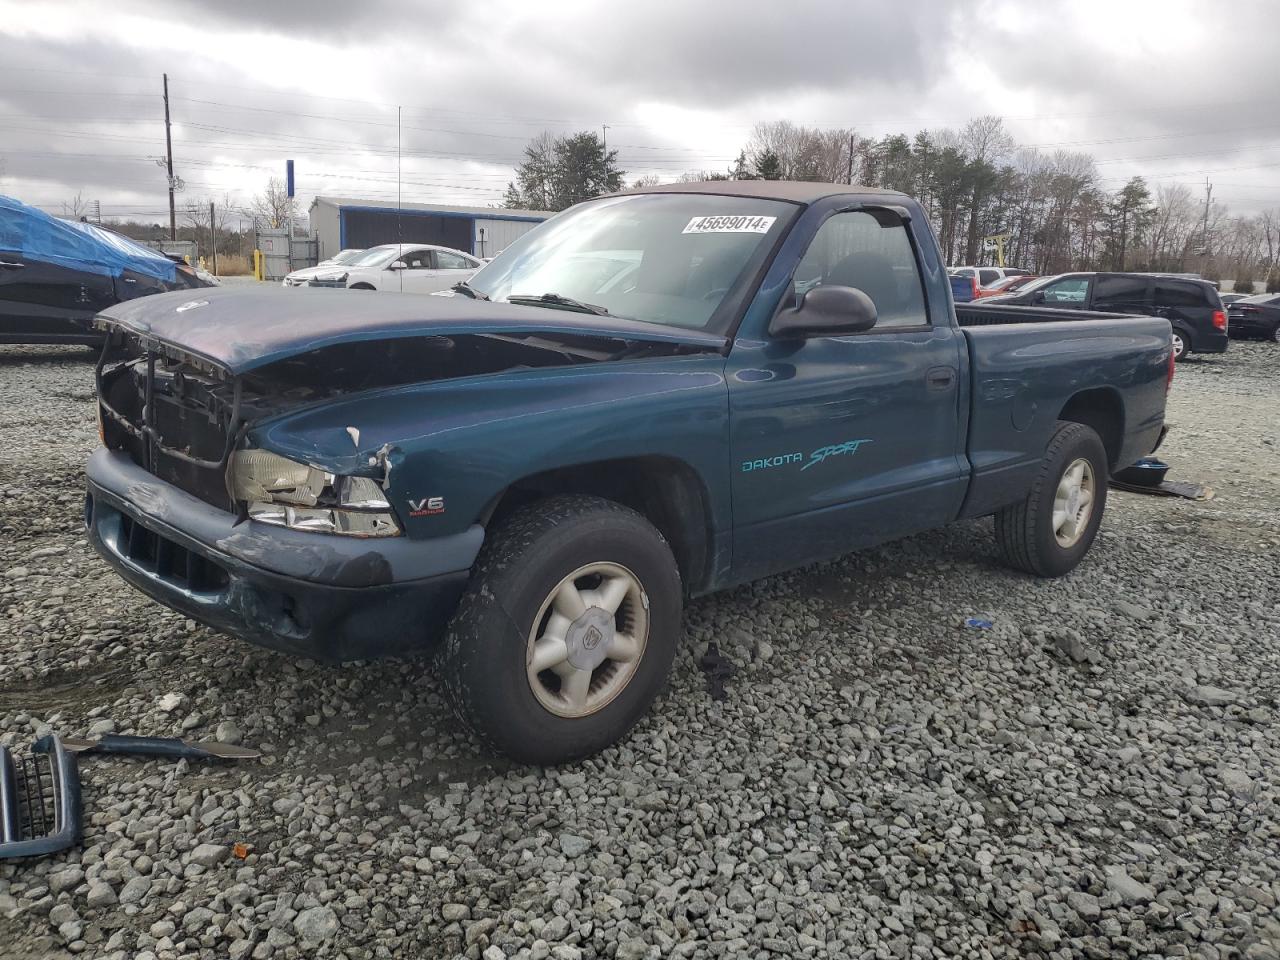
[741,452,803,472]
[741,440,873,473]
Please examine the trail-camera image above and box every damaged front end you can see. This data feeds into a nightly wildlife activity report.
[94,323,714,518]
[86,311,717,660]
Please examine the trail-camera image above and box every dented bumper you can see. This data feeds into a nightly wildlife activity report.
[85,449,480,661]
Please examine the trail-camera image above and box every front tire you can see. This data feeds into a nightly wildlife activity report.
[1271,322,1280,344]
[437,496,682,764]
[995,421,1109,578]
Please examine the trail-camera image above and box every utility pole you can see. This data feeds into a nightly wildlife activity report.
[163,73,176,240]
[1201,177,1213,257]
[208,200,218,276]
[847,134,855,185]
[601,124,609,192]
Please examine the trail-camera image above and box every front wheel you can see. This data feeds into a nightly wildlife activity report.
[1271,322,1280,344]
[437,496,682,764]
[995,421,1109,578]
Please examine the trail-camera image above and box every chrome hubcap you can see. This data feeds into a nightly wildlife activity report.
[1052,458,1096,548]
[1172,333,1185,357]
[526,562,648,718]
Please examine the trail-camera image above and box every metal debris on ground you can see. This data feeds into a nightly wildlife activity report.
[60,734,261,760]
[699,642,736,700]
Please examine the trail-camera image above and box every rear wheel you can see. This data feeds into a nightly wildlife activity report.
[1271,322,1280,344]
[995,421,1109,578]
[437,496,682,764]
[1171,329,1190,361]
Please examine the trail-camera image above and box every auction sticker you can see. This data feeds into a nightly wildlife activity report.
[682,215,776,234]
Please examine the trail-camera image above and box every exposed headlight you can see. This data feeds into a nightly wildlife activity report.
[229,449,400,537]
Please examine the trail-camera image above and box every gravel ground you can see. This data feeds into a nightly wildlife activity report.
[1,341,1278,960]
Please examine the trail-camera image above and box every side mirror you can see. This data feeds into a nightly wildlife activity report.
[388,260,408,271]
[769,285,878,339]
[1029,290,1045,305]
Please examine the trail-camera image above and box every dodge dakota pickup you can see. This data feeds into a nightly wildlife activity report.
[86,181,1173,763]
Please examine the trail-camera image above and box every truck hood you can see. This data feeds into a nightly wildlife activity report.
[96,286,726,375]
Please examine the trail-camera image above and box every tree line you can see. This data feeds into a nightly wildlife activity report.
[504,118,1280,292]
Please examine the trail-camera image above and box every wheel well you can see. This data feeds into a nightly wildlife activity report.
[1058,389,1123,469]
[483,457,713,593]
[350,282,375,290]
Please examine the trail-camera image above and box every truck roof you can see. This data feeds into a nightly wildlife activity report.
[621,180,907,205]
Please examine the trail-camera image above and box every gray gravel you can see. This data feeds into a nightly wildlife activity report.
[2,341,1279,959]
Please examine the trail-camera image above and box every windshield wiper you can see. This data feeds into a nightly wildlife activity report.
[452,280,489,300]
[506,292,611,316]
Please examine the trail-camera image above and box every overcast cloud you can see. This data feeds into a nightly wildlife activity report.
[1,0,1277,223]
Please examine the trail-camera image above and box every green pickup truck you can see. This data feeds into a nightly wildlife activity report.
[86,181,1172,762]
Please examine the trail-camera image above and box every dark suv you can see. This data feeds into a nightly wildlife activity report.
[985,272,1227,361]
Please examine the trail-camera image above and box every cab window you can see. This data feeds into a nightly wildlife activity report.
[792,211,928,328]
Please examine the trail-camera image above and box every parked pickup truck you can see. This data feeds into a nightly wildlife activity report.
[86,181,1173,763]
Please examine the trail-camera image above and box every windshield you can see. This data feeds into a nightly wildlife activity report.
[1237,293,1279,305]
[330,249,365,265]
[1001,274,1062,295]
[467,193,796,331]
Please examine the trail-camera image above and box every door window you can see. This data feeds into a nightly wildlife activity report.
[978,269,1000,286]
[1038,276,1089,304]
[792,211,928,328]
[399,250,434,270]
[1093,275,1149,309]
[435,251,476,270]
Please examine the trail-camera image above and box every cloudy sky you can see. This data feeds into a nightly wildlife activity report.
[1,0,1277,225]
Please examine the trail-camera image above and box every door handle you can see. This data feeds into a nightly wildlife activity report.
[926,366,956,390]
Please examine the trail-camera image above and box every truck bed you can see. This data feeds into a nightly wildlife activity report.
[956,311,1172,519]
[954,303,1135,326]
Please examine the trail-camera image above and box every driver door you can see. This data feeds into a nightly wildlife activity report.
[727,210,967,582]
[393,249,438,294]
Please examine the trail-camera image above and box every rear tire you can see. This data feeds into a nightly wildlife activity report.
[1271,322,1280,344]
[1171,330,1190,361]
[436,496,682,764]
[995,421,1109,578]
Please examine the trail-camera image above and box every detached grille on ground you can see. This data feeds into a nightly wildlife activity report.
[0,737,82,860]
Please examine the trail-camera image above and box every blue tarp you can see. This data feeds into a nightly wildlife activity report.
[0,194,177,283]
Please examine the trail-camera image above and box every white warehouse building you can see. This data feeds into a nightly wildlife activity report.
[307,196,554,261]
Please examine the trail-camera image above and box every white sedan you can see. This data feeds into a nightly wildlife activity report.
[280,248,365,287]
[306,243,483,294]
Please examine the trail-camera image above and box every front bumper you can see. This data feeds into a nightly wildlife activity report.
[85,449,482,661]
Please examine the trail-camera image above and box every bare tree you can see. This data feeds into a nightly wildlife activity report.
[61,192,88,220]
[747,121,856,182]
[184,193,234,235]
[246,177,297,230]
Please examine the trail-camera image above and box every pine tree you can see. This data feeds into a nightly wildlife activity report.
[754,151,782,180]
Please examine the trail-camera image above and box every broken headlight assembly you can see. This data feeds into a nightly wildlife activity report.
[229,449,400,537]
